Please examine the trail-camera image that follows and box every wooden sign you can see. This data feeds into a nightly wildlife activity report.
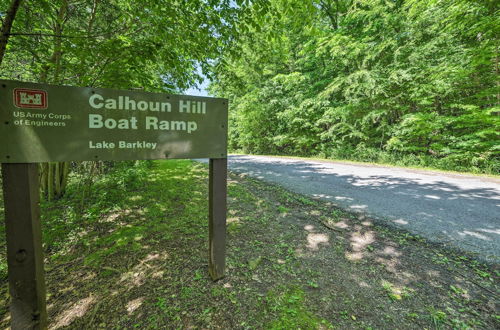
[0,80,228,162]
[1,80,227,328]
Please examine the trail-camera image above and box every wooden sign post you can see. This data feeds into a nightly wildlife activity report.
[2,163,47,328]
[208,158,227,280]
[0,80,228,327]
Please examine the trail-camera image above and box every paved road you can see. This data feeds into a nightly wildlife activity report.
[222,155,500,263]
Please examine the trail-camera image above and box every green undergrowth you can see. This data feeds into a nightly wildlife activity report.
[0,160,498,329]
[264,286,332,329]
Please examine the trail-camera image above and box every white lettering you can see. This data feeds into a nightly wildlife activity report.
[88,94,174,113]
[137,101,148,111]
[145,116,158,129]
[161,102,171,112]
[89,114,103,128]
[187,121,197,133]
[89,140,115,149]
[179,100,190,113]
[89,94,104,109]
[124,96,136,110]
[159,120,169,130]
[149,102,159,112]
[171,121,186,131]
[105,98,116,109]
[104,118,117,129]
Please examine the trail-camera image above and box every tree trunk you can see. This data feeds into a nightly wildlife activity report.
[47,163,54,202]
[39,0,70,201]
[60,161,70,195]
[39,163,48,197]
[40,0,67,83]
[54,161,60,197]
[0,0,23,67]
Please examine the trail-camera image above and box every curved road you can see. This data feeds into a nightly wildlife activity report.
[224,155,500,263]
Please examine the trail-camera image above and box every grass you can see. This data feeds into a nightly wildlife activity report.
[0,160,499,328]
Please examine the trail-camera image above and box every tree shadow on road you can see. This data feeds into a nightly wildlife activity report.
[229,156,500,263]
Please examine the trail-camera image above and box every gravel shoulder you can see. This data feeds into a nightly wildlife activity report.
[220,155,500,263]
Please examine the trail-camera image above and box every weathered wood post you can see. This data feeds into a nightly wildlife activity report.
[208,158,227,280]
[1,163,47,329]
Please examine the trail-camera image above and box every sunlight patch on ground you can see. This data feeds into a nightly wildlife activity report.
[81,272,97,282]
[351,274,372,288]
[312,193,333,199]
[345,251,364,261]
[399,271,417,282]
[119,252,168,288]
[304,225,315,231]
[459,231,490,241]
[58,285,76,295]
[380,280,410,301]
[103,210,131,223]
[426,269,441,278]
[393,219,408,225]
[375,256,400,273]
[346,227,374,261]
[227,217,240,224]
[52,296,96,329]
[332,220,350,229]
[120,270,147,288]
[349,204,368,210]
[381,246,402,258]
[126,297,145,315]
[128,195,143,202]
[478,228,500,235]
[358,281,371,288]
[334,196,353,201]
[306,233,329,251]
[350,231,375,252]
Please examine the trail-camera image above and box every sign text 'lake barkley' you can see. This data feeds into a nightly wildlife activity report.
[0,80,228,162]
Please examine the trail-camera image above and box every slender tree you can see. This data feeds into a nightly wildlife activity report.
[0,0,22,66]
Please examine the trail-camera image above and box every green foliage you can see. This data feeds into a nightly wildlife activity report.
[0,0,263,91]
[0,261,6,281]
[211,0,500,174]
[41,160,153,255]
[0,0,267,200]
[265,286,332,329]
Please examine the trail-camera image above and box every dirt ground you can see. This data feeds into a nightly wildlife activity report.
[0,160,498,329]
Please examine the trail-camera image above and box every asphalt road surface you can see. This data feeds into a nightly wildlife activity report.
[220,155,500,263]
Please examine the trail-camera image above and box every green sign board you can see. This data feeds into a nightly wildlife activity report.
[0,80,228,162]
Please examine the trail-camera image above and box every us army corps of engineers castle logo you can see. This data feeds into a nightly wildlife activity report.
[13,88,48,109]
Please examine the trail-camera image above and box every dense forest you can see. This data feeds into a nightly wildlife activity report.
[0,0,498,175]
[210,0,499,174]
[0,0,258,199]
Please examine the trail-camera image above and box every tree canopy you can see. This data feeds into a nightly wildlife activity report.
[210,0,499,173]
[0,0,253,91]
[1,0,498,173]
[0,0,267,199]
